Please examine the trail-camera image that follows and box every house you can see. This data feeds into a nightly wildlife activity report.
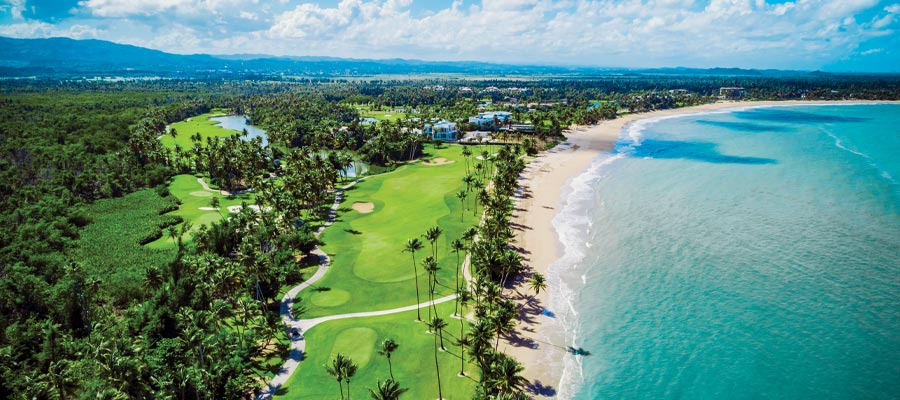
[468,111,512,130]
[424,120,458,142]
[719,87,747,99]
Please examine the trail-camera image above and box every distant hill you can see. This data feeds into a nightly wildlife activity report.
[0,37,223,73]
[0,36,844,78]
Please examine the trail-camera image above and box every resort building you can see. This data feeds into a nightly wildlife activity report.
[508,124,535,132]
[468,111,512,130]
[424,120,458,142]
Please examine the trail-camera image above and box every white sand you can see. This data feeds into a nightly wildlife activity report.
[423,157,455,165]
[351,202,375,213]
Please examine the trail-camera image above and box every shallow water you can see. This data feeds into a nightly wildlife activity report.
[210,115,268,147]
[549,104,900,399]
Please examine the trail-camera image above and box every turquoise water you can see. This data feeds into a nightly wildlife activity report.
[550,104,900,399]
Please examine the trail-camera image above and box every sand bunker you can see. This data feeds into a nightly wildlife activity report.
[423,157,455,166]
[352,202,375,213]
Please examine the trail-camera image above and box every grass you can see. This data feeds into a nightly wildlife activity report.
[74,189,179,304]
[159,110,241,149]
[351,104,415,123]
[362,110,410,123]
[298,144,483,317]
[145,174,256,249]
[277,301,478,399]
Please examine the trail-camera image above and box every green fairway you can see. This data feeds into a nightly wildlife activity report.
[159,111,239,149]
[145,174,256,248]
[362,110,409,122]
[298,144,481,317]
[277,302,477,400]
[352,104,414,123]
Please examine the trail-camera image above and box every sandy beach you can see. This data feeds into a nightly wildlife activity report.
[500,100,887,398]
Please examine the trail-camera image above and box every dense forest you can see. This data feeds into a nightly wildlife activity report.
[1,74,898,399]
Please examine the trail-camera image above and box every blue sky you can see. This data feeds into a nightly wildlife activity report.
[1,0,898,72]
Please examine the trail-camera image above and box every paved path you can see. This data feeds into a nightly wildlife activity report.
[196,177,231,195]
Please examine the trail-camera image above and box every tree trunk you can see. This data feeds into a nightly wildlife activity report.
[434,333,443,400]
[412,254,421,321]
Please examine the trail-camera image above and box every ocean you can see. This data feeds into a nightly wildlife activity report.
[548,104,900,399]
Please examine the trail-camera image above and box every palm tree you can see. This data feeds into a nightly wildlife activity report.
[402,238,424,321]
[368,379,408,400]
[461,146,472,174]
[491,300,518,352]
[325,354,347,399]
[377,339,399,380]
[455,333,471,376]
[423,226,443,261]
[429,316,449,351]
[528,273,547,296]
[468,320,494,373]
[422,256,440,319]
[487,355,528,396]
[209,196,222,217]
[455,190,467,222]
[451,238,466,315]
[429,318,444,400]
[343,356,359,400]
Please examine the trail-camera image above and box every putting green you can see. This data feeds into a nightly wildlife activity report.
[310,289,350,307]
[194,213,221,226]
[190,190,213,197]
[328,328,377,369]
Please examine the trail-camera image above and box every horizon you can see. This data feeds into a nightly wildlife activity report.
[1,0,899,73]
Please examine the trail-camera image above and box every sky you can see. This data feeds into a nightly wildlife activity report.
[1,0,899,72]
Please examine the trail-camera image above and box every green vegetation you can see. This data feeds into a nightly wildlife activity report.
[279,302,477,399]
[73,189,179,305]
[159,110,238,149]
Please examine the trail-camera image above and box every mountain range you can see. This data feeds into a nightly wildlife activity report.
[0,36,852,78]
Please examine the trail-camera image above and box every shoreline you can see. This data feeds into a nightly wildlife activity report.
[502,100,895,399]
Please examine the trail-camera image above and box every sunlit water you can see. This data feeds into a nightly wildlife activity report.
[548,104,900,399]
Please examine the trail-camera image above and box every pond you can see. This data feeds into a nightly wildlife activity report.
[209,115,268,147]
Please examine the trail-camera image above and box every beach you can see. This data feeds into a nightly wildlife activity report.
[501,100,888,398]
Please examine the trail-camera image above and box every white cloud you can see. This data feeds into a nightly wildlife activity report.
[2,0,896,69]
[1,0,26,19]
[0,20,99,38]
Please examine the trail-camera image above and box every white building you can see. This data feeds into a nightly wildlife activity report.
[468,111,512,130]
[424,120,458,142]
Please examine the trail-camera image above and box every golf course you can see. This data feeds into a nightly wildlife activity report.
[268,143,491,399]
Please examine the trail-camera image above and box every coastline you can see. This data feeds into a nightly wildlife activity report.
[501,100,894,399]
